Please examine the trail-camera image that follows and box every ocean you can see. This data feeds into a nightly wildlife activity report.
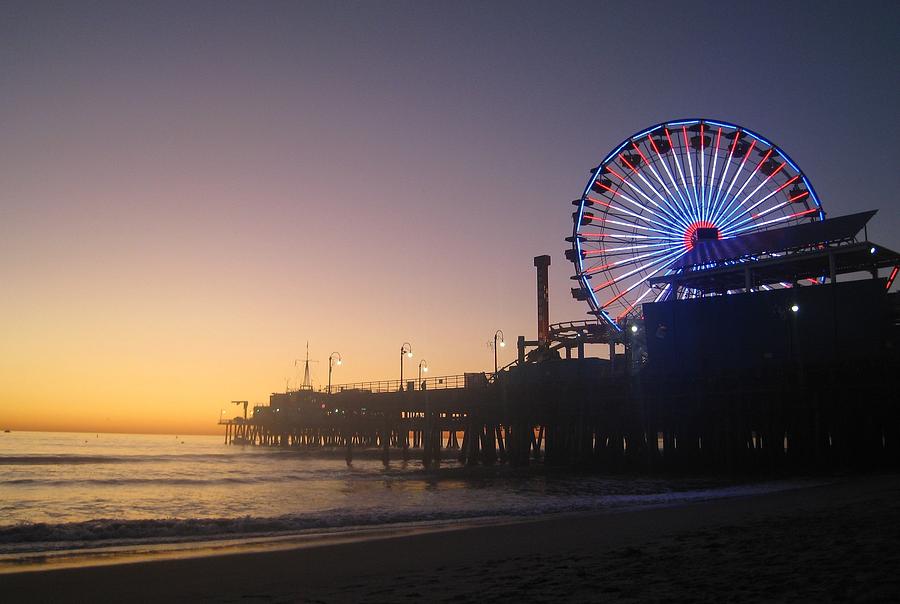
[0,431,813,571]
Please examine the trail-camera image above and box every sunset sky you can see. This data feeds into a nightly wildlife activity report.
[2,1,898,434]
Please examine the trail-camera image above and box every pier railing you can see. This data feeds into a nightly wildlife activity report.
[331,373,486,394]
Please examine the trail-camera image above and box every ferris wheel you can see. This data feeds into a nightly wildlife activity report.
[567,119,825,330]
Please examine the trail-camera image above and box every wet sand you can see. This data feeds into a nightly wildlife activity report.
[2,473,899,603]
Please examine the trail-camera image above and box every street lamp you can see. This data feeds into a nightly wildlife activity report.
[328,352,343,394]
[400,342,413,390]
[418,359,428,389]
[492,329,506,375]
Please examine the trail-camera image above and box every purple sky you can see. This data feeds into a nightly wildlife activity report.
[2,1,898,431]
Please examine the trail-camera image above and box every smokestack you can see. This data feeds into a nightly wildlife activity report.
[534,255,551,343]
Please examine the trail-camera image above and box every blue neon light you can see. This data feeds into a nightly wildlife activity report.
[569,118,825,328]
[632,124,664,140]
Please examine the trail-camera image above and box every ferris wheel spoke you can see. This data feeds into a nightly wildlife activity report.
[680,127,701,213]
[708,139,758,225]
[706,132,741,221]
[586,191,684,236]
[648,135,695,223]
[661,147,698,223]
[583,218,682,241]
[576,231,677,242]
[619,149,693,231]
[631,142,693,229]
[726,207,818,236]
[724,174,805,228]
[599,252,686,309]
[603,167,688,233]
[570,119,824,329]
[582,242,672,257]
[593,247,687,295]
[715,147,772,225]
[615,283,660,321]
[719,175,800,233]
[698,124,707,220]
[717,147,775,225]
[717,155,787,228]
[668,129,699,222]
[583,246,683,276]
[654,282,674,302]
[592,212,678,239]
[703,127,723,220]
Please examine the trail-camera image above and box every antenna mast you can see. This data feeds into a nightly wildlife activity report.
[302,342,312,390]
[293,342,318,391]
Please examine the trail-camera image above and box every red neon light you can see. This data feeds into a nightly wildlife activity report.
[682,220,718,250]
[586,262,615,274]
[616,303,636,321]
[586,195,612,208]
[765,161,787,180]
[887,266,899,290]
[603,287,631,307]
[745,139,758,158]
[750,176,802,218]
[594,182,627,201]
[787,208,817,219]
[728,129,740,154]
[632,141,652,168]
[585,247,654,256]
[775,174,800,193]
[605,166,627,182]
[788,190,810,203]
[619,153,637,173]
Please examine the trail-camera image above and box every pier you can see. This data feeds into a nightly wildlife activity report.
[221,211,900,473]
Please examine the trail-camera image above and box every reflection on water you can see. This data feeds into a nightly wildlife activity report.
[0,431,812,563]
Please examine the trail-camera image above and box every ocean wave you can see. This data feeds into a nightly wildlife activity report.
[0,454,237,466]
[3,476,273,486]
[0,449,415,466]
[0,509,525,550]
[3,467,394,486]
[0,480,817,554]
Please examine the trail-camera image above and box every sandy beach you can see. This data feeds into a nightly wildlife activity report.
[1,473,897,602]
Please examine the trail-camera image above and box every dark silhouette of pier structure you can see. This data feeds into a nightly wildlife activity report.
[222,211,900,471]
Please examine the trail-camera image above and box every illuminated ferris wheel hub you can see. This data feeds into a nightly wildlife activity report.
[567,118,825,331]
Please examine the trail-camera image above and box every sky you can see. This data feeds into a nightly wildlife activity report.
[2,1,898,434]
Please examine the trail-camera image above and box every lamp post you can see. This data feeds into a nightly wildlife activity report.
[492,329,506,375]
[418,359,428,389]
[400,342,413,390]
[328,352,342,394]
